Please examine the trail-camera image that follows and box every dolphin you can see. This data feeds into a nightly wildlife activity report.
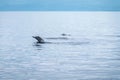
[61,33,71,36]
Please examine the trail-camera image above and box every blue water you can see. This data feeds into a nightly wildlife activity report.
[0,12,120,80]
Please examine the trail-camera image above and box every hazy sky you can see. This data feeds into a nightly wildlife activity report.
[0,0,120,11]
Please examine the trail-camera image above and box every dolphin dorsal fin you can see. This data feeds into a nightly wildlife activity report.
[33,36,44,43]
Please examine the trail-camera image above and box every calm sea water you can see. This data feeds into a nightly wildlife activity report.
[0,12,120,80]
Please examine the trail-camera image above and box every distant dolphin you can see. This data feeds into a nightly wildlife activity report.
[32,36,44,43]
[61,33,71,36]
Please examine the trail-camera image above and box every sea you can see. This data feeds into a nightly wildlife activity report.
[0,11,120,80]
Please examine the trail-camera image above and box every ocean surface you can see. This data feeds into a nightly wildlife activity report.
[0,12,120,80]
